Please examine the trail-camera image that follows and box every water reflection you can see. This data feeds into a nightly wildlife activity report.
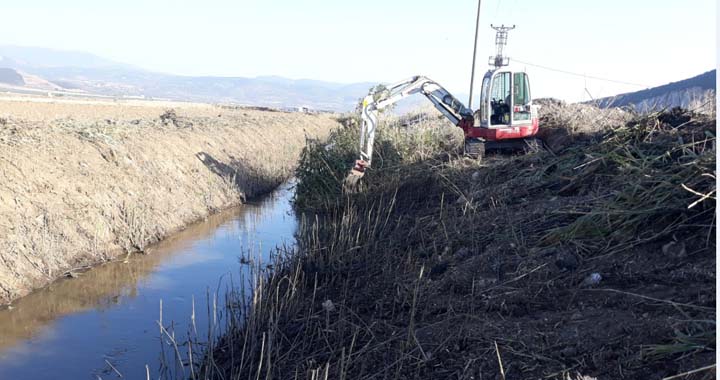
[0,183,296,379]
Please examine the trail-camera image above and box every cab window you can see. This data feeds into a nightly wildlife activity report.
[479,76,490,122]
[490,72,511,125]
[513,72,531,122]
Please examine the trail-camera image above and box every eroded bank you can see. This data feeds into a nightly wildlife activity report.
[0,99,339,304]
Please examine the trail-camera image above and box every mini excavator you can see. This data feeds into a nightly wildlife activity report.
[348,25,540,179]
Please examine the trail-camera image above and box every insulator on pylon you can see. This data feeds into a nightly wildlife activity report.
[488,24,515,68]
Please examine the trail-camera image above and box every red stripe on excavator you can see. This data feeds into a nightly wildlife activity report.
[461,118,539,140]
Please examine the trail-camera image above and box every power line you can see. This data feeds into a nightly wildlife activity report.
[513,58,651,88]
[493,0,503,18]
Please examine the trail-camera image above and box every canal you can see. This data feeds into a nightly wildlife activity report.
[0,183,297,379]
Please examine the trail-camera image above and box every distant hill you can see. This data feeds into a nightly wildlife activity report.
[592,70,716,112]
[0,68,24,85]
[0,45,134,70]
[0,45,374,111]
[5,45,711,114]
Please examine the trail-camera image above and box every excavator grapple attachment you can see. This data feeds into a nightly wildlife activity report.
[343,159,367,192]
[342,172,362,192]
[344,77,473,191]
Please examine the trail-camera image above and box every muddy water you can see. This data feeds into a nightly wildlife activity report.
[0,183,297,379]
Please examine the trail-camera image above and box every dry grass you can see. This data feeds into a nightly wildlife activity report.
[203,104,715,379]
[0,98,340,305]
[534,98,635,153]
[294,110,463,211]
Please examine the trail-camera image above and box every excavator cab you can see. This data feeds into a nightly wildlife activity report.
[462,25,540,156]
[464,67,538,154]
[477,68,535,129]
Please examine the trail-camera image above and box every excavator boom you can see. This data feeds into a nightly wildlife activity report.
[350,76,473,178]
[344,25,539,187]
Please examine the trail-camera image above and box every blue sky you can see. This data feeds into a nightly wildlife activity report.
[1,0,716,103]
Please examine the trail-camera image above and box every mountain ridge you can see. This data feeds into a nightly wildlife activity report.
[0,45,375,111]
[0,45,714,113]
[591,70,716,112]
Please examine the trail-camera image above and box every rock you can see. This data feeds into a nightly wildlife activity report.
[322,299,335,313]
[662,241,686,258]
[160,109,178,125]
[560,346,578,357]
[581,272,602,287]
[429,262,449,278]
[454,247,472,260]
[554,252,579,271]
[474,275,497,288]
[471,171,481,181]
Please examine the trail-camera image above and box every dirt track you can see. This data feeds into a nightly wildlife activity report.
[0,98,339,305]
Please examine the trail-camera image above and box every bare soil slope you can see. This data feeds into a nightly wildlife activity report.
[0,98,339,304]
[211,106,715,379]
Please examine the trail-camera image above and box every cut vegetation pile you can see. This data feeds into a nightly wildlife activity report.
[0,99,339,304]
[210,104,715,379]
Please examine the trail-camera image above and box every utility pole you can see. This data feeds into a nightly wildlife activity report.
[490,24,515,68]
[467,0,482,109]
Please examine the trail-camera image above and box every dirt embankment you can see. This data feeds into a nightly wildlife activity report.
[0,98,340,305]
[209,106,715,379]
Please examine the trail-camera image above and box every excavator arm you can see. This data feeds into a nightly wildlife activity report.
[349,76,473,178]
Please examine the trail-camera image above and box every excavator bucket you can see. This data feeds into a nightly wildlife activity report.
[342,170,363,192]
[342,160,367,193]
